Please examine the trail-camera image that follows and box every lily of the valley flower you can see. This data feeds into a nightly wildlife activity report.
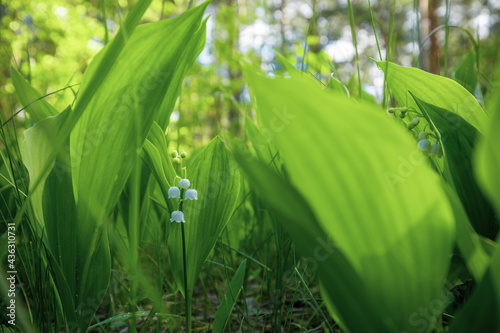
[168,186,181,198]
[179,178,190,189]
[185,189,198,200]
[170,211,186,223]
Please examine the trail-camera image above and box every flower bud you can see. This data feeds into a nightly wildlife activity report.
[399,112,406,119]
[418,132,428,140]
[180,151,188,158]
[185,189,198,200]
[170,150,178,158]
[412,118,419,125]
[179,178,190,189]
[168,186,180,199]
[170,211,186,223]
[431,144,443,157]
[173,157,181,164]
[407,122,416,130]
[418,139,431,151]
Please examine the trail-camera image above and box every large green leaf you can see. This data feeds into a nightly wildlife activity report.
[232,147,391,332]
[246,70,455,332]
[67,2,209,315]
[442,183,491,281]
[11,67,59,123]
[411,96,498,239]
[21,2,209,330]
[244,114,278,166]
[475,80,500,218]
[70,1,208,221]
[167,137,240,301]
[22,113,62,227]
[376,61,488,133]
[449,73,500,331]
[21,109,110,331]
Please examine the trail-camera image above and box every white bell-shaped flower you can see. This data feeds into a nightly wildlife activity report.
[185,189,198,200]
[179,178,190,189]
[168,186,180,198]
[170,211,186,223]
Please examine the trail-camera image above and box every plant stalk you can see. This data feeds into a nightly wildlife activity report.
[180,197,191,332]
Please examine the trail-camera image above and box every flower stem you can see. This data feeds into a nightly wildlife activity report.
[179,196,191,332]
[181,222,191,332]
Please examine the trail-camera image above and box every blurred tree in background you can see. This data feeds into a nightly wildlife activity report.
[1,0,499,147]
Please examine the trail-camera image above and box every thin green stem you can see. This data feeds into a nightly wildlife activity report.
[101,0,109,44]
[443,0,450,76]
[160,0,166,20]
[387,0,396,62]
[179,194,191,332]
[368,0,382,61]
[181,223,191,332]
[347,0,362,98]
[414,0,421,68]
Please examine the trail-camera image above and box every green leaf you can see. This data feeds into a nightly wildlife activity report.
[168,137,240,301]
[275,51,302,76]
[141,139,175,214]
[70,2,209,222]
[21,109,80,329]
[155,17,209,129]
[442,183,491,281]
[244,115,278,165]
[232,146,391,332]
[475,81,500,220]
[449,72,500,331]
[453,51,482,102]
[326,74,349,96]
[411,96,498,239]
[212,260,246,332]
[11,67,58,123]
[375,61,488,133]
[246,71,455,332]
[22,112,64,227]
[21,108,110,331]
[67,3,209,316]
[147,122,177,187]
[346,73,377,103]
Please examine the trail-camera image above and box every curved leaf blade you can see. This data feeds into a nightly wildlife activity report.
[376,61,488,133]
[246,71,455,332]
[11,67,58,123]
[411,95,498,239]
